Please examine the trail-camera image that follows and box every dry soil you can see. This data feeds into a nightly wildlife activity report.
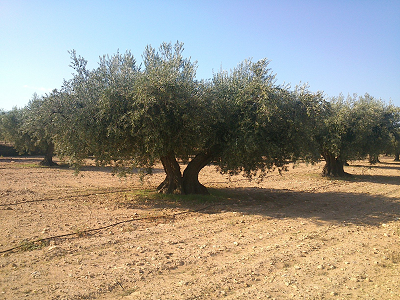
[0,156,399,299]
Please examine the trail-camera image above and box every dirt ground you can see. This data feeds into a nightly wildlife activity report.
[0,156,399,300]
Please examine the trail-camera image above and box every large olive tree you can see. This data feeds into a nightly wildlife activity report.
[52,42,323,194]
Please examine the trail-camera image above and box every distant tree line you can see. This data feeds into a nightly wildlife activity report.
[1,42,399,194]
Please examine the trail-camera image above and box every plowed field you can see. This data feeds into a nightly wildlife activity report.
[1,156,399,299]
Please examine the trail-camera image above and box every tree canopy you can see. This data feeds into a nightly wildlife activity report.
[48,42,324,194]
[0,93,58,165]
[316,93,400,176]
[1,41,398,192]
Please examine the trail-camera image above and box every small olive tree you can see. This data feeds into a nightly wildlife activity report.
[0,107,33,153]
[22,93,60,165]
[0,96,58,165]
[316,94,399,176]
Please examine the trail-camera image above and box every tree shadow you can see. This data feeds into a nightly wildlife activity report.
[122,185,400,228]
[350,174,400,185]
[327,172,399,185]
[0,156,166,174]
[350,162,400,171]
[0,156,68,167]
[205,187,400,227]
[333,162,400,184]
[0,156,42,164]
[79,165,165,174]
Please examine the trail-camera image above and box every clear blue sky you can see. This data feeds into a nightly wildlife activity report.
[1,0,399,111]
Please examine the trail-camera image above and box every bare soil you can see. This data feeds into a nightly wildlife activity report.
[0,156,399,300]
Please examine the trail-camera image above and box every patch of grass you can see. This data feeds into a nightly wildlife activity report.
[17,163,43,168]
[18,239,49,252]
[121,188,230,209]
[158,188,227,203]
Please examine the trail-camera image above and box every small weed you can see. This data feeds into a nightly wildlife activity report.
[121,224,137,232]
[283,261,292,269]
[120,288,138,297]
[300,232,327,242]
[18,239,49,252]
[71,226,89,237]
[394,225,400,236]
[388,251,400,264]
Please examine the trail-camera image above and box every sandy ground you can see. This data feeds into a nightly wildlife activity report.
[0,156,399,300]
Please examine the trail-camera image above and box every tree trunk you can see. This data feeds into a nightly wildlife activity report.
[157,146,220,195]
[182,152,214,195]
[322,152,349,177]
[157,153,184,194]
[39,142,57,166]
[369,154,380,164]
[394,152,399,161]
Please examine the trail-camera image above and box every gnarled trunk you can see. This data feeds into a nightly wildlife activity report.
[157,147,220,195]
[322,152,349,177]
[182,152,214,195]
[157,153,183,194]
[39,142,57,166]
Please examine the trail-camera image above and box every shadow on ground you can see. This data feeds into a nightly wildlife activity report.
[203,186,400,228]
[350,161,400,171]
[2,156,398,229]
[0,156,165,174]
[127,184,400,228]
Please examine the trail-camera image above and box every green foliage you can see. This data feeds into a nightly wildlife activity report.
[209,60,322,178]
[23,94,57,156]
[317,93,399,167]
[46,41,400,183]
[4,41,398,187]
[0,93,59,165]
[0,107,35,154]
[52,49,140,168]
[18,239,49,252]
[54,42,215,173]
[352,94,399,162]
[127,42,204,162]
[0,109,4,140]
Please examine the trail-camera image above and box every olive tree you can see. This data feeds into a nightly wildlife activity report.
[22,93,61,165]
[393,137,400,161]
[384,111,400,161]
[54,42,214,193]
[52,42,324,194]
[353,94,399,164]
[0,96,59,165]
[0,107,32,152]
[316,94,399,176]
